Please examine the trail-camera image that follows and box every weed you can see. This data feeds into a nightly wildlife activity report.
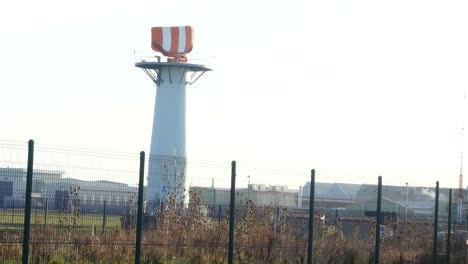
[0,191,460,263]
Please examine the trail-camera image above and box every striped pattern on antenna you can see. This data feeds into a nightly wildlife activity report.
[151,26,194,62]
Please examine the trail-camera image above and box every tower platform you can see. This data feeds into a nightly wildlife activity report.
[135,61,211,86]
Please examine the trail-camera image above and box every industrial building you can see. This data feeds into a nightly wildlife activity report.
[192,184,301,208]
[0,167,137,214]
[2,166,466,221]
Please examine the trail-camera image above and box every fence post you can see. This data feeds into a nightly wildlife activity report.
[433,181,440,264]
[447,189,452,264]
[375,176,382,264]
[274,206,280,237]
[228,161,236,264]
[102,200,107,233]
[135,151,145,264]
[307,169,315,264]
[22,139,34,264]
[11,200,15,225]
[218,204,222,224]
[44,197,48,227]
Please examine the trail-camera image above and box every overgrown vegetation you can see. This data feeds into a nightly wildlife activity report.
[0,190,465,263]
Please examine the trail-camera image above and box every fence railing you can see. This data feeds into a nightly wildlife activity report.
[0,139,467,263]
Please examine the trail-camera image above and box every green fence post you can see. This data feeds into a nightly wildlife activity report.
[433,181,440,264]
[375,176,382,264]
[218,204,222,224]
[307,169,315,264]
[22,139,34,264]
[135,151,145,264]
[11,200,15,226]
[228,161,236,264]
[102,200,107,233]
[447,189,452,264]
[275,206,280,237]
[44,197,48,227]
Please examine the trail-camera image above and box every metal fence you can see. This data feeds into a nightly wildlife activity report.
[0,140,467,263]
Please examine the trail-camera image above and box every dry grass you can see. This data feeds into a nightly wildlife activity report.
[1,192,466,263]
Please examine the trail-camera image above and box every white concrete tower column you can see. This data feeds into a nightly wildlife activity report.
[135,61,210,213]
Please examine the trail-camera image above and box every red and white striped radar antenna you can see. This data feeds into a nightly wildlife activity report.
[151,26,194,62]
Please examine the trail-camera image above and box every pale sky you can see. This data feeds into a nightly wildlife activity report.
[1,0,468,188]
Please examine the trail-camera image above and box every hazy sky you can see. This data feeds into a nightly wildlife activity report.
[1,0,468,188]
